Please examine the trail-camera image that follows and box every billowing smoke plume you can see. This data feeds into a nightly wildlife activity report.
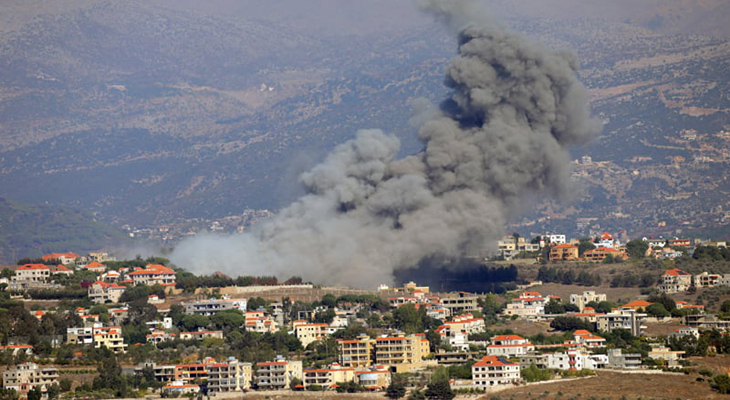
[170,0,601,288]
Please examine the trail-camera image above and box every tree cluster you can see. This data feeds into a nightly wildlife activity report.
[537,266,602,286]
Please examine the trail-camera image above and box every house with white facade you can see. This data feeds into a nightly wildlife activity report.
[471,356,520,389]
[487,335,534,357]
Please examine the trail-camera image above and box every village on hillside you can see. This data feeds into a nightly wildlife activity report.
[1,232,730,399]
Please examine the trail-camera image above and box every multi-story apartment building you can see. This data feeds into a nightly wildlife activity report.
[486,335,534,357]
[207,358,252,393]
[338,335,375,369]
[471,356,520,389]
[293,322,330,348]
[596,309,646,336]
[2,362,58,395]
[255,359,303,390]
[337,333,431,373]
[659,268,692,293]
[93,326,127,353]
[569,291,607,312]
[374,334,430,373]
[302,363,355,389]
[550,244,579,261]
[440,292,479,316]
[245,311,278,334]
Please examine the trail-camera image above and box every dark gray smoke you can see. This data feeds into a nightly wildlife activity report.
[171,0,601,288]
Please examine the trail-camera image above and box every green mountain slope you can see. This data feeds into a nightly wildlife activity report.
[0,197,130,262]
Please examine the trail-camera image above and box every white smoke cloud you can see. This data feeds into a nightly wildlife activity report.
[170,0,601,288]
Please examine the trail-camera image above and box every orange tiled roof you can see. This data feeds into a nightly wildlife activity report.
[473,355,517,367]
[663,268,691,276]
[622,300,653,308]
[17,264,50,271]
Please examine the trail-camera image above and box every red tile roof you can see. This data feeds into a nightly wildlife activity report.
[17,264,50,271]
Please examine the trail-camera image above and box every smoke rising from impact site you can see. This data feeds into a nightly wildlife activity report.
[170,0,602,288]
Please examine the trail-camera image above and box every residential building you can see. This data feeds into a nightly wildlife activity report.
[374,334,430,373]
[542,350,607,371]
[621,300,653,311]
[13,264,50,283]
[666,238,691,248]
[88,280,126,304]
[303,363,355,389]
[440,292,479,316]
[570,291,607,312]
[2,362,58,395]
[293,322,330,348]
[93,326,127,353]
[503,292,548,318]
[52,265,73,276]
[207,357,252,393]
[128,264,176,286]
[596,309,646,336]
[355,366,391,390]
[67,327,94,345]
[648,345,685,367]
[0,345,34,356]
[101,270,121,282]
[183,298,246,316]
[255,359,303,390]
[584,247,627,262]
[694,272,721,288]
[161,381,199,396]
[684,314,730,332]
[669,326,700,340]
[471,356,520,388]
[659,268,692,293]
[606,348,642,369]
[89,251,114,262]
[245,310,278,334]
[546,234,566,245]
[42,252,81,265]
[596,232,617,249]
[497,235,540,260]
[174,361,214,383]
[338,335,375,369]
[85,261,107,273]
[146,330,177,346]
[436,313,485,338]
[573,307,605,325]
[550,244,579,261]
[134,362,176,383]
[573,330,605,348]
[487,335,534,357]
[717,274,730,287]
[179,330,224,341]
